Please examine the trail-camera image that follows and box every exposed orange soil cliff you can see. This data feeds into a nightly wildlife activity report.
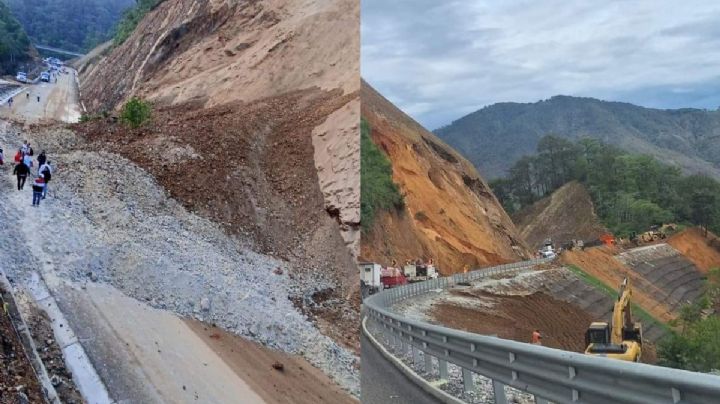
[667,227,720,273]
[513,181,608,248]
[361,81,530,274]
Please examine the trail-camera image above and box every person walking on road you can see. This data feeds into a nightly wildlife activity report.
[14,149,22,164]
[31,176,45,206]
[13,161,29,190]
[39,160,52,199]
[531,329,542,345]
[0,147,4,166]
[37,151,46,169]
[22,153,33,175]
[21,141,28,155]
[7,97,12,108]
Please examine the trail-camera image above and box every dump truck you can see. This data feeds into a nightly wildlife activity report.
[584,277,642,362]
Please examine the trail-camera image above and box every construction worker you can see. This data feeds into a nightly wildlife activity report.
[532,329,542,345]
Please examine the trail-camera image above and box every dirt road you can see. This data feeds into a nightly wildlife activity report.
[0,70,81,123]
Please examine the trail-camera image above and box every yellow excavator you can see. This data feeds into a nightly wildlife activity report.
[584,277,643,362]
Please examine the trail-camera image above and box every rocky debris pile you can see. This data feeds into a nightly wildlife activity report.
[76,90,360,352]
[0,124,359,394]
[0,289,44,404]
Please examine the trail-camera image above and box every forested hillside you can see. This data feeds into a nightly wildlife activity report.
[0,1,32,73]
[4,0,134,52]
[436,96,720,180]
[491,135,720,237]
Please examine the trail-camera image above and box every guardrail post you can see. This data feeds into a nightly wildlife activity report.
[438,359,448,380]
[535,398,550,404]
[413,346,422,367]
[492,380,507,404]
[424,352,433,374]
[462,368,474,392]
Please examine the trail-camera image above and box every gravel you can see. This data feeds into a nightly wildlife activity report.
[0,122,359,396]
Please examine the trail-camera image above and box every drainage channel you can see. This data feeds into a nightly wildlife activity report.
[25,271,114,404]
[0,270,60,403]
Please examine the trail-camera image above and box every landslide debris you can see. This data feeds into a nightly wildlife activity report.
[76,0,359,362]
[0,287,44,404]
[667,227,720,273]
[512,181,608,248]
[361,80,530,274]
[0,123,359,394]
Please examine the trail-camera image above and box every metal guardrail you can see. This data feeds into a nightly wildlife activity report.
[363,259,720,404]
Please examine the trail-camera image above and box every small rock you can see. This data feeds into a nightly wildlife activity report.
[271,361,284,371]
[200,297,210,311]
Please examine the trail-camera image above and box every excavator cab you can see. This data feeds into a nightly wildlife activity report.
[585,322,610,346]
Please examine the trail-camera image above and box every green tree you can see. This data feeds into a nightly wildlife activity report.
[120,97,151,128]
[360,118,404,231]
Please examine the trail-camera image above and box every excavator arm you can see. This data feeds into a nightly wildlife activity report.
[611,278,632,344]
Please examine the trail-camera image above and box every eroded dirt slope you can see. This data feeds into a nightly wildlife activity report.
[361,81,529,274]
[79,0,360,262]
[512,181,607,248]
[667,227,720,272]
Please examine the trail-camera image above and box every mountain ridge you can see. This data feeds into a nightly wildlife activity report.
[435,95,720,180]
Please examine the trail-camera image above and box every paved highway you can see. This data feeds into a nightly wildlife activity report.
[361,333,438,404]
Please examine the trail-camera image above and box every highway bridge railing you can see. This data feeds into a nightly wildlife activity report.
[363,258,720,403]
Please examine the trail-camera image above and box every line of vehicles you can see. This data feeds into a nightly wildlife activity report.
[15,57,64,84]
[360,259,439,296]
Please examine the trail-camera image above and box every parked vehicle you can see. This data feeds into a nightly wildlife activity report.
[16,72,27,83]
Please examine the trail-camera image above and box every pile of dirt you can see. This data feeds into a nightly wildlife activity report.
[512,181,608,248]
[361,81,530,274]
[667,227,720,273]
[425,270,657,363]
[0,288,44,404]
[75,89,359,349]
[434,291,593,352]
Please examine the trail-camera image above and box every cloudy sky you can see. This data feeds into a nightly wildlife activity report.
[362,0,720,130]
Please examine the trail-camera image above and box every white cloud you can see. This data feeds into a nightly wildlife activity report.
[362,0,720,129]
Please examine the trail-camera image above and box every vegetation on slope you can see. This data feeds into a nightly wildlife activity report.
[4,0,134,53]
[435,95,720,180]
[0,1,31,73]
[360,118,403,231]
[491,135,720,237]
[659,268,720,372]
[113,0,163,46]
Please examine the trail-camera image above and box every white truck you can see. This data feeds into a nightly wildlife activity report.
[15,72,27,83]
[360,262,383,297]
[402,262,439,282]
